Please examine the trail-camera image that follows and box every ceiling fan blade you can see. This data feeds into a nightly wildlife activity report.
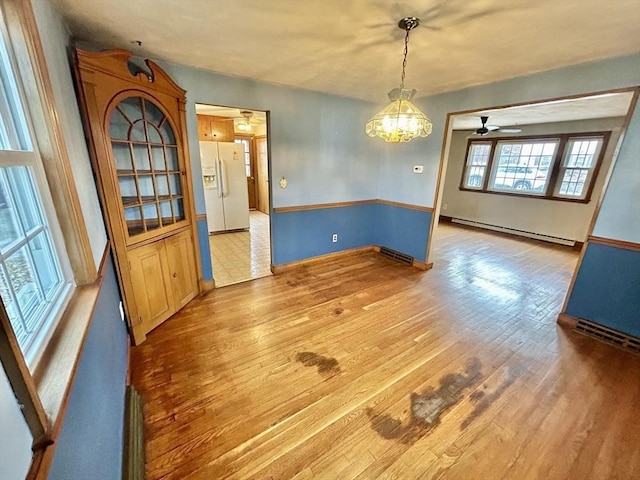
[487,125,500,131]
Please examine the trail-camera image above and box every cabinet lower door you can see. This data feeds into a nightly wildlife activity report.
[128,241,175,334]
[165,229,198,309]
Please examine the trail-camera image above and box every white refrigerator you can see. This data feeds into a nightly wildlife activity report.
[200,141,250,233]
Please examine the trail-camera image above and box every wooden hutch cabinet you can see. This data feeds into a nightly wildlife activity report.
[73,49,201,344]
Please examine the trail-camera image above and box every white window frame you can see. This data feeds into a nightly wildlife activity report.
[0,7,74,368]
[554,136,605,200]
[462,141,492,190]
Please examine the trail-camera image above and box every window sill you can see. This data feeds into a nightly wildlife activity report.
[28,243,111,477]
[458,186,592,204]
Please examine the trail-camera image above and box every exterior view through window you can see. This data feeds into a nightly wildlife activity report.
[0,20,72,362]
[461,134,607,202]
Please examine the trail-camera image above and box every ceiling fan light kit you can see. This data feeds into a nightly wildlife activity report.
[366,17,432,143]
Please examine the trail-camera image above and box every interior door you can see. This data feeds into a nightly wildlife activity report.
[128,241,174,334]
[256,136,270,214]
[165,230,198,309]
[234,136,257,209]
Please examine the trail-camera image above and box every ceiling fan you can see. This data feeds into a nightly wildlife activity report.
[472,116,521,136]
[234,110,264,131]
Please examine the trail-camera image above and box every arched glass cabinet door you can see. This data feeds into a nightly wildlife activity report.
[108,96,185,238]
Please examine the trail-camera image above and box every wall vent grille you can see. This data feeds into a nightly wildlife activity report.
[123,385,145,480]
[379,247,414,266]
[575,319,640,355]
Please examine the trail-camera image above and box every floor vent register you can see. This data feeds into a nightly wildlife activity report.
[379,247,414,266]
[575,319,640,355]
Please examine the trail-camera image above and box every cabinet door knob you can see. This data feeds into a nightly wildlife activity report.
[173,272,177,278]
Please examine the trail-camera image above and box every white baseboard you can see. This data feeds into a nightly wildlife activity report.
[451,218,576,246]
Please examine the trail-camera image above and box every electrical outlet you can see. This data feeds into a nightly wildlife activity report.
[332,233,338,243]
[413,165,424,174]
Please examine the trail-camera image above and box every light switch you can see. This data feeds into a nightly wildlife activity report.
[413,165,424,174]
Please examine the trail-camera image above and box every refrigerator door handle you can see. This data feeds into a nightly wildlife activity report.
[220,157,229,197]
[216,157,223,198]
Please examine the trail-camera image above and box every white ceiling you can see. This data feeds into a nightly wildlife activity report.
[451,91,634,130]
[194,105,266,120]
[54,0,640,102]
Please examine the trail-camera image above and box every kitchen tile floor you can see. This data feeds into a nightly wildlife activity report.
[209,211,272,287]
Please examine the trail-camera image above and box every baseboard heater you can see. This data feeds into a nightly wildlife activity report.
[379,246,414,266]
[451,218,575,246]
[123,386,145,480]
[575,319,640,355]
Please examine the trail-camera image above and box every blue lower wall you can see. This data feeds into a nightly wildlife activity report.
[48,257,129,479]
[374,204,431,262]
[196,202,433,272]
[197,218,213,281]
[271,203,376,265]
[566,243,640,338]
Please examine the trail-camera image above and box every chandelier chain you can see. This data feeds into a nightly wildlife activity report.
[400,27,410,89]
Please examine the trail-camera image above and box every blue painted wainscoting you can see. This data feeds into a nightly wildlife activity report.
[373,203,432,262]
[271,203,376,265]
[195,201,433,273]
[48,257,129,480]
[196,217,213,281]
[566,242,640,338]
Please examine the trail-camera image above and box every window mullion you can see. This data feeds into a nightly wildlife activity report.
[483,139,498,190]
[546,135,569,198]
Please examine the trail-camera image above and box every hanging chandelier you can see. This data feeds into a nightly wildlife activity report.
[365,17,432,143]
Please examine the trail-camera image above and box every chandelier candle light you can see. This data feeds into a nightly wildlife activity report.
[366,17,432,143]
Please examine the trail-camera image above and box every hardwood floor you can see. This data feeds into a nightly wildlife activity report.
[131,224,640,480]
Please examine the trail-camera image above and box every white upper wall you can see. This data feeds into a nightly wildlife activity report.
[159,61,384,211]
[441,117,625,241]
[592,103,640,243]
[31,0,107,267]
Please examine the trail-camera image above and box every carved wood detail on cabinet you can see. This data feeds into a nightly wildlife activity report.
[73,48,202,344]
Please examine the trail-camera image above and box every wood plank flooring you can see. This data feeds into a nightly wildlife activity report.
[131,224,640,479]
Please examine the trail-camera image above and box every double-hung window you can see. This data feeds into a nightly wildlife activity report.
[0,16,73,366]
[554,137,604,200]
[460,133,608,202]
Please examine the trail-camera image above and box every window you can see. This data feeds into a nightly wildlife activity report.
[463,142,491,189]
[460,133,608,202]
[554,137,604,200]
[0,16,72,364]
[234,137,251,177]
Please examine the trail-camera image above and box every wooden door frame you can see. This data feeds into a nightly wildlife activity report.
[255,134,269,215]
[234,133,258,209]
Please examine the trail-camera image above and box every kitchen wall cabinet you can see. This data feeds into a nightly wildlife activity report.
[197,114,234,142]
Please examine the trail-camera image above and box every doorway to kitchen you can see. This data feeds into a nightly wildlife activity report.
[195,103,272,287]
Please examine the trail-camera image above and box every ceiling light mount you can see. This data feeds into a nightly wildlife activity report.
[366,16,432,143]
[398,17,420,31]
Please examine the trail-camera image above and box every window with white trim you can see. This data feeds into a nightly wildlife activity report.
[0,14,73,365]
[460,133,608,202]
[554,137,604,200]
[234,137,252,177]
